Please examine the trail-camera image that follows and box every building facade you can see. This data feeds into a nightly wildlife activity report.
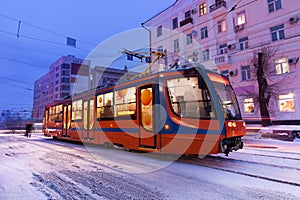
[32,55,90,119]
[32,55,134,120]
[143,0,300,124]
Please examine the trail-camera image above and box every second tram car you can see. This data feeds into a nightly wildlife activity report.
[43,65,246,155]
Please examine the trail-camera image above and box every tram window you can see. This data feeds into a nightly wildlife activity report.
[72,100,82,120]
[49,105,62,122]
[114,87,136,118]
[167,77,213,119]
[97,92,114,119]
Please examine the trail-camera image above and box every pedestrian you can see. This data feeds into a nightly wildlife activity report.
[25,123,33,138]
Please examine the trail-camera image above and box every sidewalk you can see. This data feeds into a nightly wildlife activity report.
[246,124,300,141]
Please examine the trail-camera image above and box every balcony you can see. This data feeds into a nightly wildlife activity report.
[180,17,193,27]
[214,54,229,66]
[210,1,226,13]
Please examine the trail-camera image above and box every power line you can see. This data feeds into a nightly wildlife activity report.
[0,55,48,69]
[0,12,97,46]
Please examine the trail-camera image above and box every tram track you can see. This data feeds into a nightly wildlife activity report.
[178,154,300,187]
[23,136,300,188]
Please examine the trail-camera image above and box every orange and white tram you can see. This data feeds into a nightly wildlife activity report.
[43,65,246,155]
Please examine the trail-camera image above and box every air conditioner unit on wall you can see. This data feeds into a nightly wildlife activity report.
[289,16,298,24]
[288,57,299,64]
[234,24,244,32]
[227,44,236,50]
[229,69,238,76]
[191,8,197,15]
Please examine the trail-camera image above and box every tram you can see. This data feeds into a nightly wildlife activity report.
[43,64,246,155]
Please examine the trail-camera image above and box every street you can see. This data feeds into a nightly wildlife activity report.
[0,132,300,200]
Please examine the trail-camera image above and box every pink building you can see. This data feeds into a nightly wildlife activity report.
[143,0,300,124]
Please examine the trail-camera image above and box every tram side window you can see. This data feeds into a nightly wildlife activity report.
[96,92,114,119]
[49,105,62,122]
[167,77,213,119]
[114,87,136,118]
[72,100,82,120]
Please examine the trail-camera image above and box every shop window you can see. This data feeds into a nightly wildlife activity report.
[244,98,254,113]
[279,93,295,112]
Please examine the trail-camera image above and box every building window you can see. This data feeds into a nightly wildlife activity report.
[219,44,227,54]
[172,18,178,29]
[239,37,248,50]
[241,65,251,81]
[201,27,208,39]
[279,93,295,112]
[244,98,254,113]
[218,19,226,33]
[275,57,289,74]
[202,49,209,61]
[173,39,179,53]
[221,70,229,79]
[157,25,162,37]
[185,10,191,19]
[187,33,193,45]
[270,24,285,41]
[158,45,164,53]
[268,0,282,13]
[199,3,207,16]
[237,11,246,25]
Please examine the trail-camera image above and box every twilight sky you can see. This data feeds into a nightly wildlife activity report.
[0,0,175,113]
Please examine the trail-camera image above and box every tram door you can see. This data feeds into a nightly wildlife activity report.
[139,85,156,148]
[83,99,95,140]
[62,104,71,137]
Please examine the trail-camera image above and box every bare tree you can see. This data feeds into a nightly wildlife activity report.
[240,45,286,126]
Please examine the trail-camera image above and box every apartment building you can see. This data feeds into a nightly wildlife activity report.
[32,55,90,119]
[32,55,134,120]
[143,0,300,124]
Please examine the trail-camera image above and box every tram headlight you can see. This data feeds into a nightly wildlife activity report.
[233,122,237,127]
[228,122,232,127]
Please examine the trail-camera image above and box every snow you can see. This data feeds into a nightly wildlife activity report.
[0,132,300,199]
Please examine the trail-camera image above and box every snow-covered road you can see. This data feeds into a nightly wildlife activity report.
[0,133,300,200]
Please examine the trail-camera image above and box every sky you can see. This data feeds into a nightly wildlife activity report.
[0,0,175,113]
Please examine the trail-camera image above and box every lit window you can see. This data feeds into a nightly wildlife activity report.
[275,57,289,74]
[201,27,208,39]
[173,39,179,53]
[279,93,295,112]
[157,25,162,37]
[187,33,193,45]
[218,19,226,33]
[199,3,207,16]
[241,66,251,81]
[268,0,282,13]
[270,24,285,41]
[239,37,248,50]
[244,98,254,113]
[237,11,246,25]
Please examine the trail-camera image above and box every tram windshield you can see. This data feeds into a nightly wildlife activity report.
[208,73,242,120]
[167,76,214,119]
